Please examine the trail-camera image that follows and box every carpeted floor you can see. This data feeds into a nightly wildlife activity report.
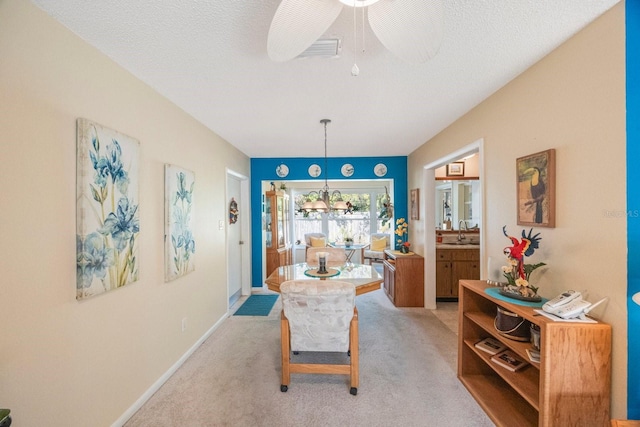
[124,289,493,427]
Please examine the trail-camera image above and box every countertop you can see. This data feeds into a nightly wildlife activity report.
[436,243,481,249]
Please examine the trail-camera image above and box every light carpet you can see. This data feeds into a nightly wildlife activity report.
[124,289,493,426]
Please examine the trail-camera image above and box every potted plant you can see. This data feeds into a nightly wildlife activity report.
[344,236,353,247]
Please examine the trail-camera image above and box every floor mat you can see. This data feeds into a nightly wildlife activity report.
[233,294,279,316]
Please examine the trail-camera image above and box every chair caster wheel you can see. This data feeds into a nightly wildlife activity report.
[281,385,288,392]
[347,350,350,357]
[350,387,357,395]
[293,351,299,355]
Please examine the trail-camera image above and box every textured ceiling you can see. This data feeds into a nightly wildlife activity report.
[31,0,620,158]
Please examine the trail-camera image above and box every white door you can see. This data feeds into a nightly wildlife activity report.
[227,172,246,307]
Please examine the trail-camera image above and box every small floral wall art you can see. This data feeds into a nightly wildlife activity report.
[165,164,195,282]
[76,118,140,300]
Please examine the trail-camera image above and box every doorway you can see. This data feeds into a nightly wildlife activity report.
[226,170,250,309]
[422,138,485,310]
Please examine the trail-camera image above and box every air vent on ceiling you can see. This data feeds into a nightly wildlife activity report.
[297,38,341,58]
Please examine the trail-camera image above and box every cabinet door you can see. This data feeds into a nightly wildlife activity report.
[383,261,395,302]
[276,196,284,248]
[278,248,287,267]
[436,261,452,297]
[451,261,479,297]
[265,196,273,248]
[282,195,289,248]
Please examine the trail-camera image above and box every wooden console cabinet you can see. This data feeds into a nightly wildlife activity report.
[382,250,424,307]
[265,190,291,277]
[458,280,611,427]
[436,248,479,299]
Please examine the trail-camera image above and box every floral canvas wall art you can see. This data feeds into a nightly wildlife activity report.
[165,164,195,281]
[76,118,140,300]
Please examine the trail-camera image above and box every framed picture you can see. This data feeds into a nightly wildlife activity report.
[76,118,140,300]
[165,164,196,282]
[410,188,420,220]
[446,162,465,176]
[517,149,556,228]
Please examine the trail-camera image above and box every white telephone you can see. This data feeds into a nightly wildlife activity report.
[542,290,607,320]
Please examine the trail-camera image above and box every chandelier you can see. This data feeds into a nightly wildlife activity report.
[301,119,348,213]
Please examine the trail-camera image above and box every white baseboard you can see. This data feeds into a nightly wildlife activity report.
[111,312,229,426]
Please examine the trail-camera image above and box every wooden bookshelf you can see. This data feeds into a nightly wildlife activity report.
[458,280,612,427]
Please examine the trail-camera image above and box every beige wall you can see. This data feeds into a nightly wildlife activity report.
[434,154,479,179]
[409,3,627,418]
[0,1,250,425]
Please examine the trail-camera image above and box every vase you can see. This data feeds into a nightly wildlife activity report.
[400,246,409,254]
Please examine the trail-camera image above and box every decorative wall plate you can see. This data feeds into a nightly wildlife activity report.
[374,163,387,177]
[276,164,289,178]
[341,163,354,177]
[308,164,321,178]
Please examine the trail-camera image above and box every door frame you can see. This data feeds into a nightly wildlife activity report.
[421,138,485,309]
[226,169,251,308]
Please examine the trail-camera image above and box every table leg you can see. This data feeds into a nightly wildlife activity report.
[345,249,355,262]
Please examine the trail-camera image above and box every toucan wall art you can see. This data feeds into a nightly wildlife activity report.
[516,149,556,228]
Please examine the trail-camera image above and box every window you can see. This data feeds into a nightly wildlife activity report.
[293,188,391,245]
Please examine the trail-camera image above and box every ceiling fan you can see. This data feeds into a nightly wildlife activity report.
[267,0,443,65]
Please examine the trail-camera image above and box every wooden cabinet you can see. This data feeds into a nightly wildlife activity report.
[458,280,612,427]
[436,248,479,299]
[265,190,291,276]
[382,250,424,307]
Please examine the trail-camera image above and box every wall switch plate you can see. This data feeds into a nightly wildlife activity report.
[218,220,224,230]
[181,317,187,332]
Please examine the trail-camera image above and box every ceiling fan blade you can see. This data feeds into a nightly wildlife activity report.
[368,0,443,64]
[268,0,343,62]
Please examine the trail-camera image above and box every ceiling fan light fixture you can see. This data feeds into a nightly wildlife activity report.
[339,0,381,7]
[268,0,443,66]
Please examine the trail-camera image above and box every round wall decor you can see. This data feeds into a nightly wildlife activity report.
[276,164,289,178]
[374,163,388,177]
[341,163,354,177]
[308,164,322,178]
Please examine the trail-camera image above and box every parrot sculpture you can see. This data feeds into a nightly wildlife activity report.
[503,226,542,279]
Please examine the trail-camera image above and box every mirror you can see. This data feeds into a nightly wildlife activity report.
[435,180,479,230]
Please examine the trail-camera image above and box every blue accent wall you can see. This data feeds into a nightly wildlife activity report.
[627,0,640,419]
[250,156,407,287]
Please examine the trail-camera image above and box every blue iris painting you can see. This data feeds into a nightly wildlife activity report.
[76,119,140,299]
[165,165,195,281]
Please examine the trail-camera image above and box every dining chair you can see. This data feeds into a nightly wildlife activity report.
[363,233,391,264]
[306,247,347,267]
[279,279,358,395]
[304,232,327,257]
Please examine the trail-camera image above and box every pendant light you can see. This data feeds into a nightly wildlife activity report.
[301,119,348,213]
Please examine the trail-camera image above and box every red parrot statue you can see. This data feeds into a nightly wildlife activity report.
[503,226,542,279]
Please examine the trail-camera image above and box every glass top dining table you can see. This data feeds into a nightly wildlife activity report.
[265,263,383,296]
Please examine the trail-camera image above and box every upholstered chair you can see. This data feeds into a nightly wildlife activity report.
[280,279,358,395]
[304,232,327,247]
[362,233,391,264]
[304,232,327,256]
[306,247,347,267]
